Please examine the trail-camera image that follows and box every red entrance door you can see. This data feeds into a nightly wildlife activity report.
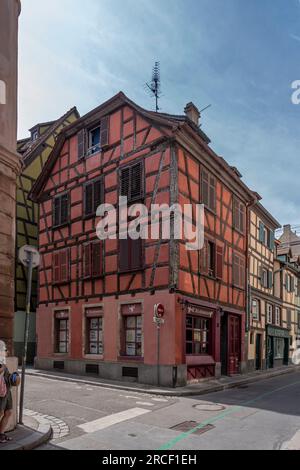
[227,315,240,375]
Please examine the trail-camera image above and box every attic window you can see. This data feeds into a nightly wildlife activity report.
[0,80,6,104]
[31,130,39,141]
[88,126,101,156]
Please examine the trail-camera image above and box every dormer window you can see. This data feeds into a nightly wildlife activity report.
[31,129,39,141]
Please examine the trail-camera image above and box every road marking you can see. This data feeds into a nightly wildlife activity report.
[159,378,300,450]
[78,407,151,433]
[120,395,141,400]
[136,401,155,407]
[152,398,168,402]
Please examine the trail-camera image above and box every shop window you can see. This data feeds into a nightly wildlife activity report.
[87,317,103,355]
[275,306,281,326]
[186,315,211,355]
[266,304,273,324]
[274,338,284,359]
[55,312,69,354]
[123,315,142,357]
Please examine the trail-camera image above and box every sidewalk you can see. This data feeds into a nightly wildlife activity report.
[0,415,52,451]
[25,364,300,397]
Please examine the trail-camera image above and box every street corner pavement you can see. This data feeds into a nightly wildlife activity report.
[0,414,52,451]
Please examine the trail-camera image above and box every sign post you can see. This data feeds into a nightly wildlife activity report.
[153,304,165,386]
[18,245,40,424]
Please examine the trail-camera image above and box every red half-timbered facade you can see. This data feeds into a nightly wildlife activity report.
[30,93,256,386]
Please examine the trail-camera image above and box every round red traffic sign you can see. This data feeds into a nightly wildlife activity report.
[156,304,165,318]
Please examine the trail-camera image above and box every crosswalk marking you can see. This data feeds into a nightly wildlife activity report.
[78,408,151,434]
[136,401,155,407]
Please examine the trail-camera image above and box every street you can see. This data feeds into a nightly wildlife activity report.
[24,370,300,450]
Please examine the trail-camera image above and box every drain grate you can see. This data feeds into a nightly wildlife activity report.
[171,421,214,435]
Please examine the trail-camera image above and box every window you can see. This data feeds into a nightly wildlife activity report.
[87,126,101,156]
[258,222,275,250]
[53,193,69,227]
[32,130,39,141]
[252,299,260,321]
[285,274,294,293]
[208,241,215,277]
[119,238,143,272]
[287,309,292,330]
[201,169,216,212]
[186,316,211,355]
[233,198,245,233]
[124,316,142,357]
[84,178,103,217]
[266,304,273,324]
[120,162,144,202]
[55,312,69,354]
[275,306,281,326]
[83,242,102,278]
[233,253,245,288]
[200,240,223,279]
[260,267,272,289]
[274,338,284,359]
[87,317,103,355]
[53,249,70,284]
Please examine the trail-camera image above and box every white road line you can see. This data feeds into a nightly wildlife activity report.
[78,407,151,434]
[120,395,141,400]
[151,398,168,402]
[136,402,155,407]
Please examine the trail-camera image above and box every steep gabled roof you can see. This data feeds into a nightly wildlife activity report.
[29,92,255,203]
[19,106,80,167]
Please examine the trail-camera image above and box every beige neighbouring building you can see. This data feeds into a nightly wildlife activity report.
[0,0,22,430]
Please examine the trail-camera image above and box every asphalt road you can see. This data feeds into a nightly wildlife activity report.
[25,370,300,450]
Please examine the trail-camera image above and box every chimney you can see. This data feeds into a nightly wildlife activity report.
[283,224,291,234]
[184,102,200,126]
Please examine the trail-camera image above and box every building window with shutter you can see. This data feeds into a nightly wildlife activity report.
[266,303,273,324]
[53,249,70,284]
[285,274,294,293]
[53,193,69,227]
[83,242,103,279]
[201,169,216,212]
[233,198,245,233]
[84,178,103,217]
[87,126,101,156]
[287,309,292,330]
[233,253,245,288]
[78,117,109,160]
[119,238,143,272]
[120,161,144,203]
[252,299,260,321]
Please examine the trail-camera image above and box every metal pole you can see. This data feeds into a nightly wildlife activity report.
[157,324,160,386]
[19,252,33,424]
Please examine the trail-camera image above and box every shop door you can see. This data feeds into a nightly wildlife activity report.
[255,334,262,370]
[266,336,274,369]
[227,315,241,375]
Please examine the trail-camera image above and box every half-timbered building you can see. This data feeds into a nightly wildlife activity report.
[15,107,79,362]
[30,92,256,386]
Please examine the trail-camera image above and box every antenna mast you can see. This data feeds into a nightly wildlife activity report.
[145,61,161,112]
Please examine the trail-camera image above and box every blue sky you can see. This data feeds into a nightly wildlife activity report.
[18,0,300,226]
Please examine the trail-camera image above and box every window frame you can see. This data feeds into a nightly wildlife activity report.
[53,249,70,285]
[266,303,273,324]
[86,316,104,356]
[53,192,70,228]
[55,318,69,354]
[83,177,104,218]
[122,315,143,358]
[252,298,260,321]
[274,306,281,326]
[233,253,245,289]
[233,198,245,234]
[200,169,216,213]
[82,241,103,279]
[120,161,144,203]
[186,315,212,356]
[87,125,101,157]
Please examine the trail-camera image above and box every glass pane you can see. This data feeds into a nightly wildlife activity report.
[136,316,142,328]
[194,342,201,354]
[59,342,67,353]
[60,320,67,330]
[59,331,67,342]
[98,343,103,355]
[194,330,201,342]
[89,343,98,355]
[194,318,201,329]
[98,331,103,342]
[90,319,99,329]
[186,316,192,327]
[136,343,142,356]
[186,330,193,341]
[186,342,193,354]
[126,317,136,328]
[136,330,142,343]
[126,330,136,342]
[90,330,98,342]
[126,343,136,356]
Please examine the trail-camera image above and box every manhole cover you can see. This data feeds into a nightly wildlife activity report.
[194,403,225,412]
[171,421,214,435]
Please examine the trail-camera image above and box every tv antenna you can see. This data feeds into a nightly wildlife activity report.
[145,61,162,112]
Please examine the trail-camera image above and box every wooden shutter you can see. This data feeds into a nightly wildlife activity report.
[291,276,295,292]
[200,240,208,274]
[131,163,142,200]
[287,309,292,329]
[100,116,109,147]
[85,183,93,216]
[120,239,129,272]
[209,176,216,211]
[93,179,102,212]
[130,239,142,270]
[53,253,60,283]
[216,245,223,280]
[83,244,91,278]
[285,274,288,290]
[60,194,69,225]
[268,271,273,289]
[201,170,209,206]
[259,222,265,243]
[60,250,69,283]
[233,255,239,286]
[120,167,130,199]
[78,129,86,160]
[92,242,102,277]
[239,203,245,233]
[269,230,275,250]
[54,197,61,226]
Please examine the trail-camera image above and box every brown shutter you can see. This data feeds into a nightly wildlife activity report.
[83,244,91,278]
[201,170,209,206]
[131,239,142,270]
[100,116,109,147]
[92,242,102,277]
[240,204,245,233]
[131,163,142,200]
[60,250,69,282]
[60,194,69,225]
[85,183,93,216]
[54,197,61,227]
[121,167,130,199]
[120,239,129,272]
[53,253,60,284]
[78,129,85,160]
[209,176,216,211]
[200,240,208,274]
[233,254,238,286]
[216,245,223,280]
[93,179,102,212]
